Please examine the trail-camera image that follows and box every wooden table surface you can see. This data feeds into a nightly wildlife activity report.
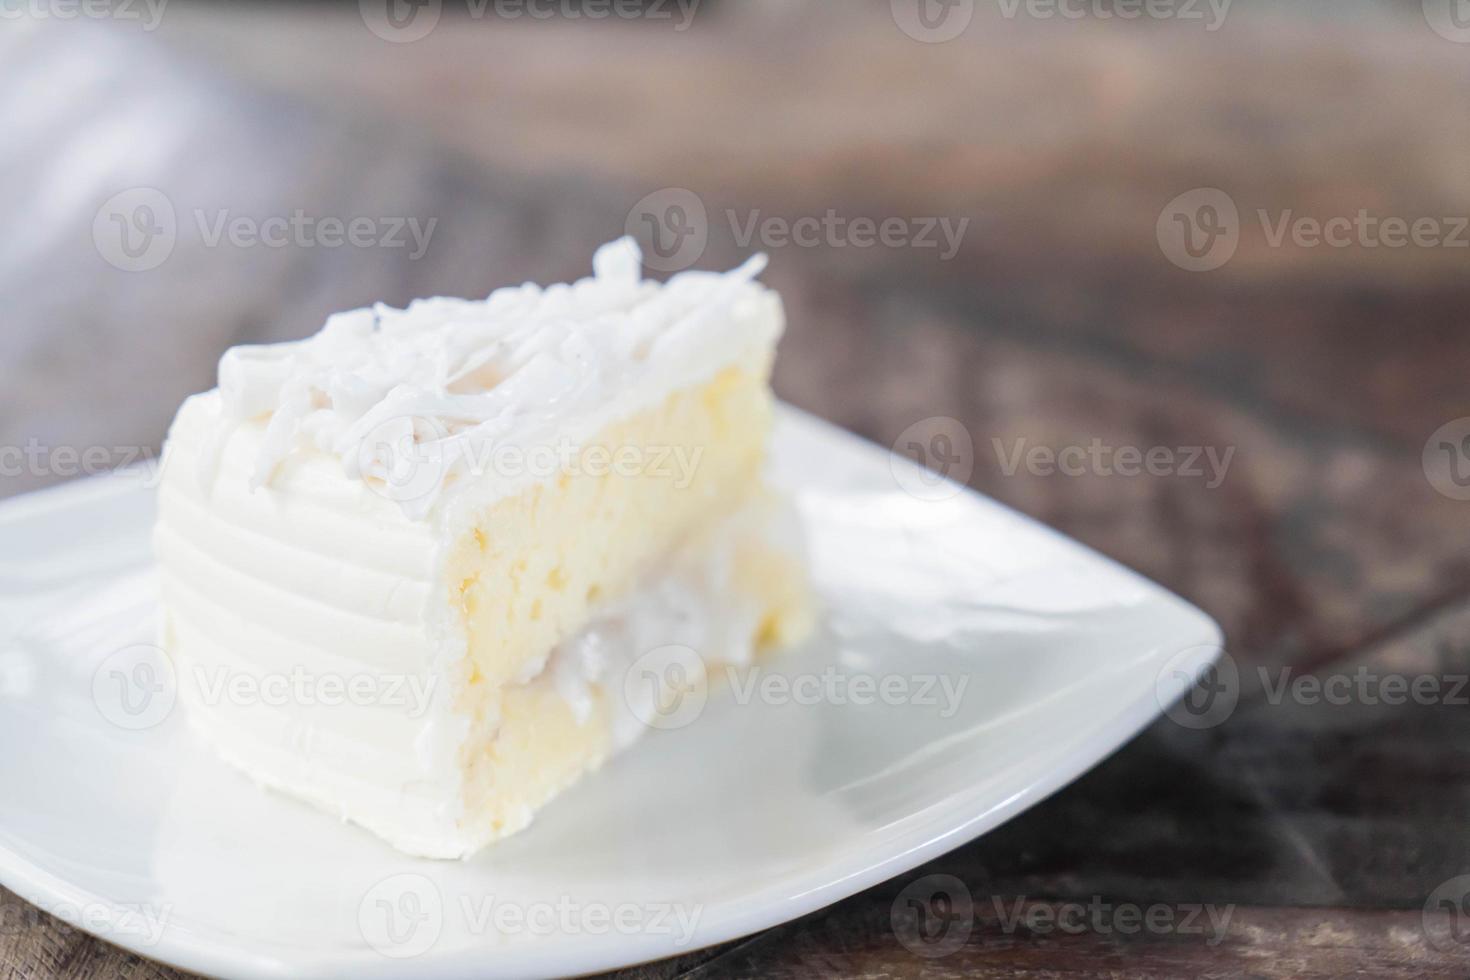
[4,2,1470,976]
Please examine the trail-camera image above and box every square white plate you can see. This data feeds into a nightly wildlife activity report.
[0,407,1220,979]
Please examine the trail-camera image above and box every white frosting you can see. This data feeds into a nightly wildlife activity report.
[207,238,775,519]
[549,521,765,751]
[156,404,460,854]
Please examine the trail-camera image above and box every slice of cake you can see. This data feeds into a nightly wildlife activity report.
[153,239,809,858]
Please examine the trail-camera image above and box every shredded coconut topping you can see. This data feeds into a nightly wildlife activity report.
[203,238,775,518]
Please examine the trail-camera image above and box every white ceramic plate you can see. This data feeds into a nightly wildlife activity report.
[0,407,1221,979]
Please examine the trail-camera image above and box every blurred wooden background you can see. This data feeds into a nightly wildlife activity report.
[3,1,1470,976]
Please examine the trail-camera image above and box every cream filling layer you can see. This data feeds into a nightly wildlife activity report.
[546,513,769,752]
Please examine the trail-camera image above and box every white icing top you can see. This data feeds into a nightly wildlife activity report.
[208,238,776,519]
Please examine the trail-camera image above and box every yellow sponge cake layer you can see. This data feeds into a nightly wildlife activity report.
[448,360,772,699]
